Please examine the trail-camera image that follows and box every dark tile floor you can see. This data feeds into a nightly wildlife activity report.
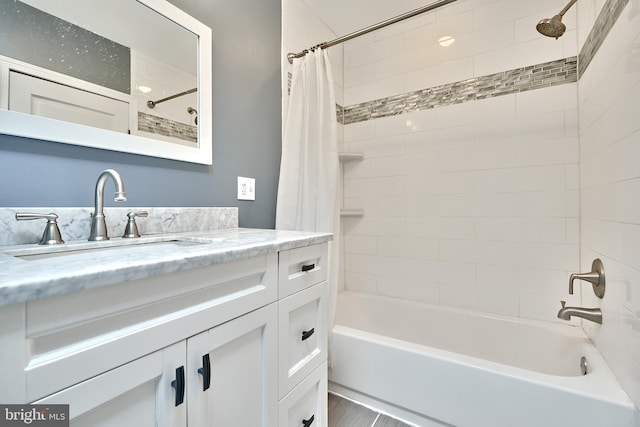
[328,393,414,427]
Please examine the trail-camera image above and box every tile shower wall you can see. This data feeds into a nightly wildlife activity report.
[342,0,581,321]
[577,0,640,410]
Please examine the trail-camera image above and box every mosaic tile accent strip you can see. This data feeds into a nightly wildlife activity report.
[342,57,577,125]
[138,112,197,144]
[578,0,629,78]
[336,104,345,125]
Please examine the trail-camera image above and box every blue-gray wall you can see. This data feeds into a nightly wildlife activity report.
[0,0,282,229]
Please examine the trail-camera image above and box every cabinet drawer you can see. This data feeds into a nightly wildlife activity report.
[278,281,327,398]
[279,362,327,427]
[279,243,327,298]
[24,253,277,401]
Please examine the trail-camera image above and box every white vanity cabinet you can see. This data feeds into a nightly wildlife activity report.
[0,234,330,427]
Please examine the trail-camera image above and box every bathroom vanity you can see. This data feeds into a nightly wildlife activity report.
[0,228,330,426]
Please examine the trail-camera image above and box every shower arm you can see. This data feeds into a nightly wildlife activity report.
[558,0,578,17]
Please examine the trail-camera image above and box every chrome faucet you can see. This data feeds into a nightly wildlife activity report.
[89,169,127,241]
[557,301,602,324]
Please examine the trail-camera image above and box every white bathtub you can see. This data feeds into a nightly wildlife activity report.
[329,291,638,427]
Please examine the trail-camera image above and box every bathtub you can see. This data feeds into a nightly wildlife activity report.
[329,291,638,427]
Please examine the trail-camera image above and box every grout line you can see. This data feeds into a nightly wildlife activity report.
[371,413,381,427]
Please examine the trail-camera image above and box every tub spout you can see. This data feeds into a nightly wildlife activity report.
[557,301,602,324]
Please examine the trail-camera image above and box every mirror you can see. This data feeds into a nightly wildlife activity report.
[0,0,212,164]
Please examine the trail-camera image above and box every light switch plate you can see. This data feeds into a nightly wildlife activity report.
[237,176,255,200]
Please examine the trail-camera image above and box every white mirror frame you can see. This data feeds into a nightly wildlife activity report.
[0,0,212,165]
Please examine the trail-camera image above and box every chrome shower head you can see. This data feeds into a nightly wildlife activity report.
[536,14,566,39]
[536,0,577,39]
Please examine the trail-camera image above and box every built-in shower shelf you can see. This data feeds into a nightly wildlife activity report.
[339,152,364,162]
[340,209,365,217]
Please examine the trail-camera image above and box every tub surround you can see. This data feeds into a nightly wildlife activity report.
[0,228,332,307]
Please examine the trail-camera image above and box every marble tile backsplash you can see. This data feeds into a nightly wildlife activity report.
[0,207,238,246]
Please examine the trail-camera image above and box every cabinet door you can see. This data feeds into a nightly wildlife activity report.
[34,342,186,427]
[187,304,278,427]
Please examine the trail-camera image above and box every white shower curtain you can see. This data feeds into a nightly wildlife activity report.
[276,49,340,353]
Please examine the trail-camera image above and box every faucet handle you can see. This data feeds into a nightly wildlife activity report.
[560,300,566,308]
[569,259,605,299]
[15,212,65,245]
[122,211,148,238]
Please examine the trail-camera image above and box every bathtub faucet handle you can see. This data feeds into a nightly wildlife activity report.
[560,300,566,308]
[568,259,605,298]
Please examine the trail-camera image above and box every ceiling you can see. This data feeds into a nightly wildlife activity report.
[302,0,437,36]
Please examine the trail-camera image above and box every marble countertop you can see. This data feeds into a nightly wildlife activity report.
[0,228,332,307]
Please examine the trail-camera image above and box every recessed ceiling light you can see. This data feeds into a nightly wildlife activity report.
[437,36,455,47]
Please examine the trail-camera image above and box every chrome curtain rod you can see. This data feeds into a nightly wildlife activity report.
[147,87,197,109]
[287,0,458,64]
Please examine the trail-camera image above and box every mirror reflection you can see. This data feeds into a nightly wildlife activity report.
[0,0,200,149]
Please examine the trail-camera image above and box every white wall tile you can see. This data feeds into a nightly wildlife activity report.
[406,217,476,240]
[346,33,405,69]
[519,218,568,244]
[378,236,438,260]
[344,120,375,142]
[345,74,405,105]
[345,271,378,293]
[517,137,579,167]
[405,56,474,92]
[475,193,519,217]
[336,0,583,325]
[405,125,475,152]
[377,276,440,304]
[346,134,405,158]
[515,83,577,116]
[477,218,521,242]
[344,235,378,255]
[518,242,578,270]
